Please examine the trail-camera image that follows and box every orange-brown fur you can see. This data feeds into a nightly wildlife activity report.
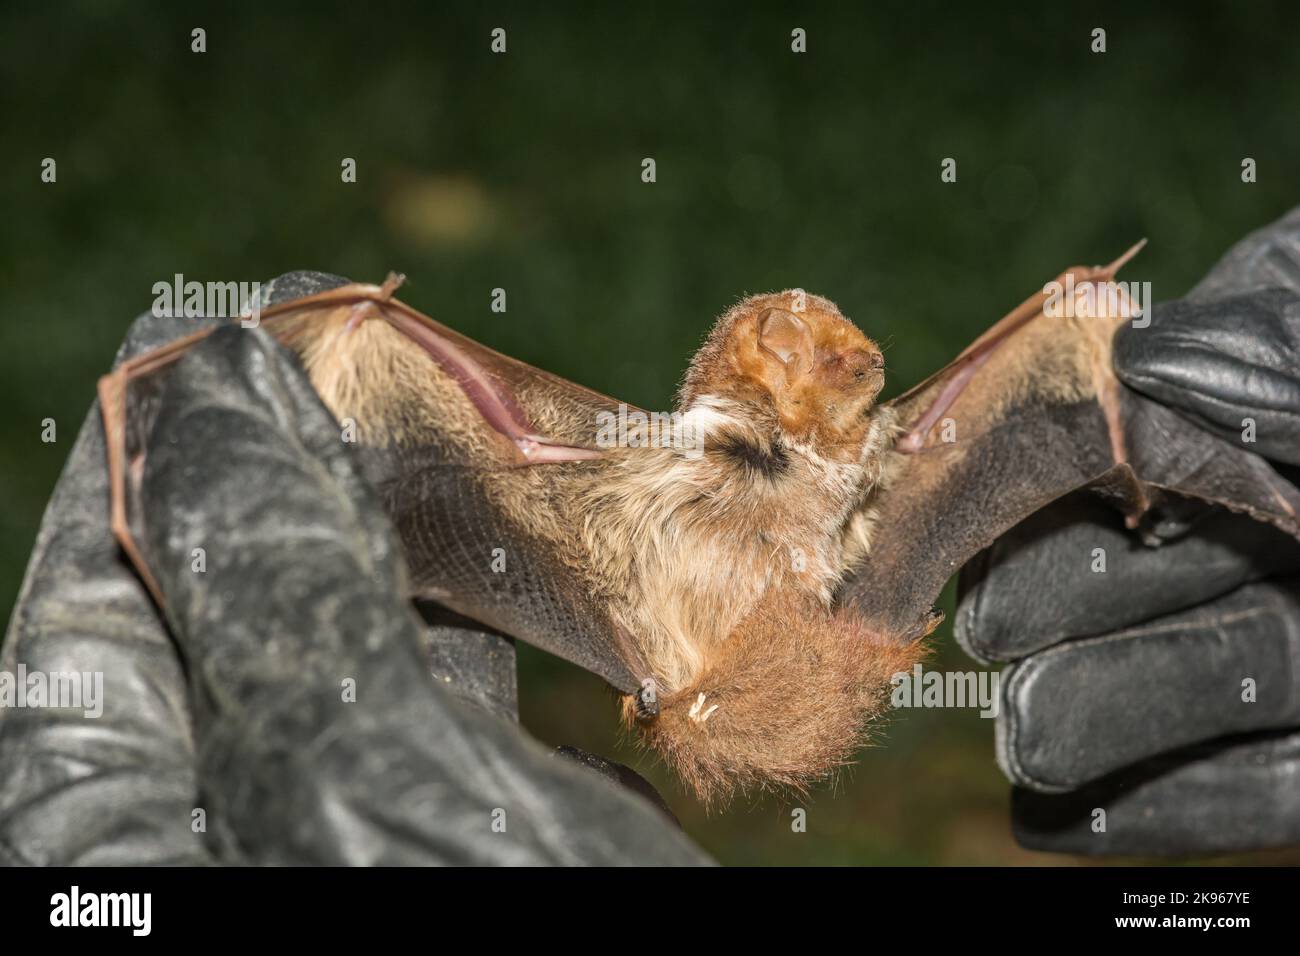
[280,289,920,806]
[625,595,926,807]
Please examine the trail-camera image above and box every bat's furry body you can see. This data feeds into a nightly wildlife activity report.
[282,290,917,802]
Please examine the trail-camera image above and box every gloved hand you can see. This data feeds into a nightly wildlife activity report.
[956,206,1300,856]
[0,271,708,866]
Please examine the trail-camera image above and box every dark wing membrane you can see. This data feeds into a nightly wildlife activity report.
[843,281,1300,644]
[379,455,644,693]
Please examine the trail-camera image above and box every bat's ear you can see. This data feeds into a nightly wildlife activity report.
[757,307,813,384]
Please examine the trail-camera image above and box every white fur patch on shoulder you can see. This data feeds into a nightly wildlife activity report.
[679,394,744,438]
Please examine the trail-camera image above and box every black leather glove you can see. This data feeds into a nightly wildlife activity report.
[0,272,708,865]
[956,206,1300,856]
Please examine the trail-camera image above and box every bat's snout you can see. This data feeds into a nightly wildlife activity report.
[857,348,886,376]
[824,347,885,397]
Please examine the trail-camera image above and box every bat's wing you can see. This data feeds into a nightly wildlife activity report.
[842,246,1300,642]
[100,275,647,693]
[380,459,651,694]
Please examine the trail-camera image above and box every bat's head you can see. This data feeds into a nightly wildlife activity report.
[679,291,885,455]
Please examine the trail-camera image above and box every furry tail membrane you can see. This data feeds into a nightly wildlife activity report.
[623,598,929,808]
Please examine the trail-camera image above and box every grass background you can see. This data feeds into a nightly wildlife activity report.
[2,0,1298,863]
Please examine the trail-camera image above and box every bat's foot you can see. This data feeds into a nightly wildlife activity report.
[687,692,719,724]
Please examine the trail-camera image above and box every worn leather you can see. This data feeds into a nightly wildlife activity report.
[1116,289,1300,465]
[0,313,217,866]
[958,205,1300,856]
[957,492,1300,664]
[1117,203,1300,465]
[1010,729,1300,856]
[995,576,1300,791]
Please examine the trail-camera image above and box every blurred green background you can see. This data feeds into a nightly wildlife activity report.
[3,0,1299,864]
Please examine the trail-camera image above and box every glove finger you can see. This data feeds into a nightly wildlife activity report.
[1115,289,1300,465]
[995,576,1300,792]
[0,313,216,865]
[956,491,1300,663]
[1011,729,1300,857]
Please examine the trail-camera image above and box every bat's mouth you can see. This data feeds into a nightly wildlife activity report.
[859,369,885,401]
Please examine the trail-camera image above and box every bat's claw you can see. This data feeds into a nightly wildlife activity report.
[1101,238,1147,278]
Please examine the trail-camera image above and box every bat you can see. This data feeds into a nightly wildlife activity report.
[99,248,1300,806]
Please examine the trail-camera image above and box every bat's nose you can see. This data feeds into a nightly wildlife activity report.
[843,348,885,380]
